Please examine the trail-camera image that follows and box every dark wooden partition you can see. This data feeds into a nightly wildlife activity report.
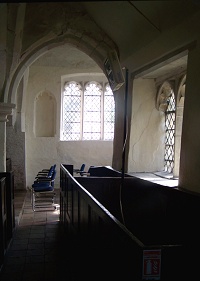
[0,177,6,271]
[0,172,15,244]
[0,171,15,272]
[60,165,143,280]
[60,164,200,280]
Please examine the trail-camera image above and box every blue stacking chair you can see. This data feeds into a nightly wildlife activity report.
[31,166,57,211]
[73,163,85,176]
[36,164,56,179]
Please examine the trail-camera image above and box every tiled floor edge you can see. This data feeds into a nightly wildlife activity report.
[14,190,28,226]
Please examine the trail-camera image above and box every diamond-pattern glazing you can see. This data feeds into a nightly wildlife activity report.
[62,82,82,140]
[104,84,115,140]
[83,82,102,139]
[62,81,115,141]
[164,91,176,173]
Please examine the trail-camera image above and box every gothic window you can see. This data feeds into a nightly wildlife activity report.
[61,80,115,141]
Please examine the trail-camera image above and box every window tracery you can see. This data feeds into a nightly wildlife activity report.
[61,80,115,141]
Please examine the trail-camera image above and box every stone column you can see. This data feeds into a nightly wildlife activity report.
[173,99,184,178]
[0,103,15,172]
[179,41,200,193]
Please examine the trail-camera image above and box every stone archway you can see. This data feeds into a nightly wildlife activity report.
[6,34,117,106]
[3,2,119,190]
[4,2,118,106]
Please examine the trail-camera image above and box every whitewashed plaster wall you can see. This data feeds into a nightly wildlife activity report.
[128,78,165,172]
[25,60,113,188]
[6,127,26,189]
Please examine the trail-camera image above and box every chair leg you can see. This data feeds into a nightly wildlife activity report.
[32,189,35,211]
[31,190,56,211]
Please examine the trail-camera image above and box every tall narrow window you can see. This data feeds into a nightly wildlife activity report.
[104,83,115,140]
[164,90,176,173]
[61,80,115,141]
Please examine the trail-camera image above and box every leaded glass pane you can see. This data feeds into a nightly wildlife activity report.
[164,90,175,173]
[85,81,102,95]
[104,83,115,140]
[62,81,81,140]
[84,96,101,111]
[61,80,115,141]
[83,82,102,140]
[84,111,101,122]
[83,132,101,140]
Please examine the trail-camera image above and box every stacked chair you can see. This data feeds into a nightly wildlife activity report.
[31,164,57,211]
[73,163,86,176]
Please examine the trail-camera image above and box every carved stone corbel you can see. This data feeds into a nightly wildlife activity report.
[156,81,173,112]
[0,102,16,122]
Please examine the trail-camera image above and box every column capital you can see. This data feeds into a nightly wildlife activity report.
[0,102,15,122]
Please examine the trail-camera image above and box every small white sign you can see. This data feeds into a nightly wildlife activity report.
[142,249,161,280]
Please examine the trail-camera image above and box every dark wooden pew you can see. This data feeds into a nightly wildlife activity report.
[60,164,200,280]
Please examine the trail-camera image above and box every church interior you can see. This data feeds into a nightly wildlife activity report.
[1,1,200,280]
